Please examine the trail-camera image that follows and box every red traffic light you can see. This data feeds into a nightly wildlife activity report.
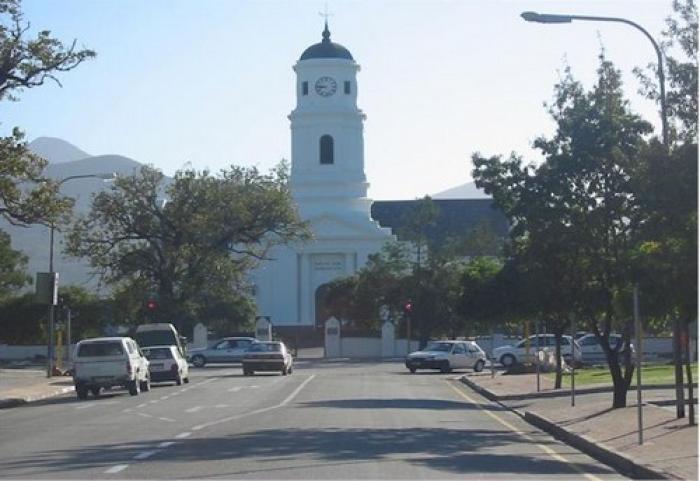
[404,301,413,312]
[146,299,157,310]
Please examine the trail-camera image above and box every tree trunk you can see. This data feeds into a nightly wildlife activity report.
[684,321,695,426]
[610,357,628,408]
[674,318,686,418]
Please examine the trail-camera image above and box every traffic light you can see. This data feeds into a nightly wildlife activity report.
[404,301,413,313]
[146,298,157,311]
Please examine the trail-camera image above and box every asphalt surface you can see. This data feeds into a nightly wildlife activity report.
[0,360,627,479]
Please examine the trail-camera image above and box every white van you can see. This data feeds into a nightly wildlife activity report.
[134,323,187,357]
[72,337,150,399]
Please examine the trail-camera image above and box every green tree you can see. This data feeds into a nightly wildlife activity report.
[636,0,697,143]
[473,55,652,407]
[0,229,29,298]
[67,163,310,336]
[0,0,94,292]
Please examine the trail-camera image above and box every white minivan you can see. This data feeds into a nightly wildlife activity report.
[72,337,151,399]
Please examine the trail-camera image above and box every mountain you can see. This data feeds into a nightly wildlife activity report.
[1,141,149,292]
[28,137,91,164]
[432,182,490,199]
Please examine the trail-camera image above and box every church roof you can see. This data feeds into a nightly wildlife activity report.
[371,199,509,252]
[300,22,354,61]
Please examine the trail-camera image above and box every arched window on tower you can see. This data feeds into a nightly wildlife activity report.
[320,135,334,165]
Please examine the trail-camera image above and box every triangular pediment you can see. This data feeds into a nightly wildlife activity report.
[308,214,393,239]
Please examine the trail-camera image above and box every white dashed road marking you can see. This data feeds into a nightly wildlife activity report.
[157,441,176,448]
[191,374,315,431]
[175,432,191,439]
[104,464,129,474]
[133,450,157,460]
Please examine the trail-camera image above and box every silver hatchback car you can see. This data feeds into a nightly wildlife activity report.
[188,337,257,367]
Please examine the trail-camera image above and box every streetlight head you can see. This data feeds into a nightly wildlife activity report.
[521,11,572,23]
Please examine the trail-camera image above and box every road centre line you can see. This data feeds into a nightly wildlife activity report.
[447,381,602,481]
[175,432,191,439]
[158,441,176,448]
[104,464,129,474]
[133,450,157,460]
[191,374,316,431]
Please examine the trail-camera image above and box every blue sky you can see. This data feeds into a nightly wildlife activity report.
[7,0,674,199]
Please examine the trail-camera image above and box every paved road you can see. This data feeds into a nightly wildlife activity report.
[0,360,626,479]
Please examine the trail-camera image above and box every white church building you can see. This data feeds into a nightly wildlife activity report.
[250,23,395,335]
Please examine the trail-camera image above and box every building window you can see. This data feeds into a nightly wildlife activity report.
[302,81,308,95]
[320,135,334,165]
[344,81,351,94]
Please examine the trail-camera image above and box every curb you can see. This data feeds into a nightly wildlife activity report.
[0,385,74,410]
[462,375,696,401]
[459,376,679,480]
[523,410,680,480]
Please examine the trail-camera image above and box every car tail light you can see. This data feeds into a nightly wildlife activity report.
[126,360,133,375]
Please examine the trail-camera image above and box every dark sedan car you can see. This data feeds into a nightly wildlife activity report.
[242,341,293,376]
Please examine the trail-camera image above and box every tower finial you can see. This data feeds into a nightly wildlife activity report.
[319,3,333,41]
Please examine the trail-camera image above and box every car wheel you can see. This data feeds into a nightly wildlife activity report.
[90,387,101,397]
[175,373,182,386]
[440,362,452,373]
[76,384,88,400]
[282,367,288,376]
[288,365,293,375]
[183,377,190,384]
[191,355,206,368]
[140,375,151,392]
[128,379,140,396]
[500,354,516,368]
[473,360,485,373]
[409,367,417,373]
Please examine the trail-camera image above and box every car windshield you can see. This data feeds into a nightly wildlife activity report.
[77,341,124,357]
[142,348,173,360]
[248,343,282,352]
[424,342,452,352]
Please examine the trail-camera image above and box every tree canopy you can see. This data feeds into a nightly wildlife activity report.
[67,163,310,334]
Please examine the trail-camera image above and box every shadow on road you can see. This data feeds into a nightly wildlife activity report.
[0,427,614,477]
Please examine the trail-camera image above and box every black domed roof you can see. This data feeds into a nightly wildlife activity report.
[300,22,353,61]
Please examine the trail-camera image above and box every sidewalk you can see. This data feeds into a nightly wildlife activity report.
[0,368,74,408]
[462,371,698,480]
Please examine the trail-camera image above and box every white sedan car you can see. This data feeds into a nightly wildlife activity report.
[577,333,634,364]
[142,345,190,385]
[405,340,487,373]
[493,334,582,368]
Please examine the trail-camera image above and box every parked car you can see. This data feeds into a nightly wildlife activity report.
[72,337,150,399]
[492,334,582,368]
[241,341,293,376]
[577,333,634,364]
[142,345,190,385]
[188,337,257,367]
[405,340,487,374]
[134,323,187,357]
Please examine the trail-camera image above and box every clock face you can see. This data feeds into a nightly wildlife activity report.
[315,76,337,97]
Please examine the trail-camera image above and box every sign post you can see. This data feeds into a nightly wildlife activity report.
[36,272,58,377]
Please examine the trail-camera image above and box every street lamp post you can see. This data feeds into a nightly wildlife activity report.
[46,173,115,377]
[520,11,668,148]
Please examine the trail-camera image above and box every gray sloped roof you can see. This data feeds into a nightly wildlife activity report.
[371,199,508,245]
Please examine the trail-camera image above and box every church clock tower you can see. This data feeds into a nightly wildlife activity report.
[251,22,393,333]
[289,22,371,222]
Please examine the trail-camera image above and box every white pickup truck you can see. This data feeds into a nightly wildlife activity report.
[72,337,151,399]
